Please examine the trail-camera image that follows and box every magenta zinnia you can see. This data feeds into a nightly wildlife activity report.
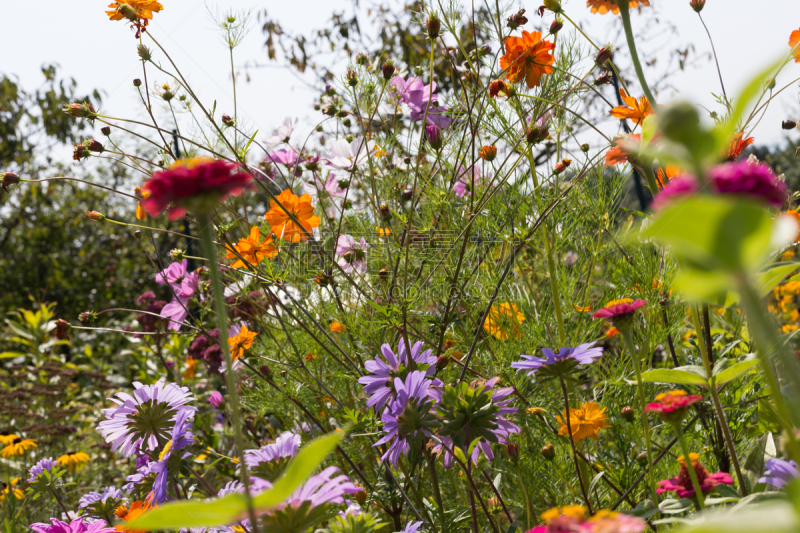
[657,453,733,498]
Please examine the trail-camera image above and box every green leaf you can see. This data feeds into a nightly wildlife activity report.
[757,263,800,297]
[129,429,345,531]
[640,197,776,274]
[659,498,694,514]
[621,499,657,520]
[675,501,798,533]
[711,356,759,387]
[640,366,708,386]
[0,352,26,359]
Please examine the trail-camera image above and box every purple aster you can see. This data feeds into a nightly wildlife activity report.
[279,466,359,509]
[150,409,194,503]
[374,371,440,465]
[358,340,440,412]
[28,457,58,482]
[511,342,603,375]
[399,521,424,533]
[78,486,126,509]
[30,518,117,533]
[336,235,370,275]
[97,379,197,457]
[244,431,301,468]
[406,80,437,120]
[759,458,799,488]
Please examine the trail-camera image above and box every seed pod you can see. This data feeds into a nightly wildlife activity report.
[426,14,441,39]
[542,443,556,460]
[621,406,635,422]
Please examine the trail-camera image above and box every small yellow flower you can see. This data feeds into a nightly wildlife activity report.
[483,302,525,340]
[557,402,611,442]
[57,451,91,471]
[0,478,24,501]
[376,227,392,237]
[526,407,546,415]
[228,325,258,361]
[541,505,587,524]
[1,437,37,458]
[0,432,19,446]
[654,390,688,402]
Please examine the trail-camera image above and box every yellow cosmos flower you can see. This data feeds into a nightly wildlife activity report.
[106,1,163,22]
[0,437,37,458]
[228,325,258,361]
[57,451,91,471]
[557,402,611,442]
[225,226,278,269]
[0,432,19,446]
[483,302,525,340]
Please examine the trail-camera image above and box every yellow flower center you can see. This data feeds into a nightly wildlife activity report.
[604,298,633,308]
[159,440,173,461]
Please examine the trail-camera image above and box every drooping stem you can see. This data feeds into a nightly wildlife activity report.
[620,327,659,506]
[617,3,658,108]
[697,13,729,110]
[673,423,705,510]
[197,214,258,533]
[559,378,594,513]
[699,305,748,495]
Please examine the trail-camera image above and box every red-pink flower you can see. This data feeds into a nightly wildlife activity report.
[645,390,703,423]
[592,299,646,319]
[141,158,252,220]
[657,453,733,498]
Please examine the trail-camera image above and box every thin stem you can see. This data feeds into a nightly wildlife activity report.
[621,327,659,506]
[426,452,447,533]
[197,214,258,533]
[105,218,200,241]
[516,467,534,530]
[546,236,568,346]
[673,424,705,510]
[697,13,729,110]
[617,3,658,107]
[559,378,594,513]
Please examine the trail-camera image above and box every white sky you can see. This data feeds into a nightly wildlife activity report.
[4,0,800,168]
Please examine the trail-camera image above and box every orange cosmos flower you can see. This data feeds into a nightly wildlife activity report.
[115,493,157,533]
[587,0,650,15]
[724,132,754,161]
[609,89,654,125]
[606,326,621,338]
[604,134,642,166]
[228,325,258,361]
[226,226,278,269]
[330,321,346,333]
[483,302,525,340]
[106,1,163,22]
[500,31,556,89]
[265,189,321,243]
[183,358,197,379]
[134,187,150,220]
[557,402,611,442]
[656,164,684,187]
[790,29,800,63]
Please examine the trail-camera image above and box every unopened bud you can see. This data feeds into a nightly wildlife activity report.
[542,444,556,460]
[169,249,186,261]
[134,230,142,239]
[221,114,234,126]
[382,61,396,80]
[380,204,391,220]
[543,0,562,13]
[594,72,612,86]
[765,77,776,90]
[54,319,71,340]
[85,139,104,153]
[133,78,142,87]
[554,158,572,174]
[101,126,112,136]
[507,442,520,461]
[689,0,706,13]
[2,172,20,192]
[259,365,271,377]
[580,143,590,153]
[356,53,369,66]
[782,120,797,130]
[84,211,106,223]
[345,70,359,88]
[595,46,613,65]
[354,488,368,505]
[63,103,96,118]
[621,406,635,422]
[79,311,96,323]
[479,145,497,161]
[549,18,563,34]
[378,268,390,280]
[426,14,441,39]
[401,187,413,201]
[636,452,648,466]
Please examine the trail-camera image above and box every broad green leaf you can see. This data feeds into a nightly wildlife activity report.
[621,499,657,520]
[676,501,798,533]
[0,352,26,359]
[757,263,800,297]
[743,432,776,493]
[640,367,708,386]
[711,356,759,387]
[640,197,775,274]
[673,267,733,304]
[130,429,345,531]
[659,498,694,514]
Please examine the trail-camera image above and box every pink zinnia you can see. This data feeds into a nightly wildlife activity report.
[645,390,703,423]
[652,161,787,210]
[141,159,252,220]
[591,299,646,319]
[657,453,733,498]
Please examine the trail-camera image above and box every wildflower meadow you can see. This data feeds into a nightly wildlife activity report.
[4,1,800,533]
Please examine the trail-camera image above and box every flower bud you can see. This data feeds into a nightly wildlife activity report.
[209,391,224,408]
[221,114,234,126]
[765,77,776,90]
[345,70,359,88]
[636,452,648,466]
[689,0,706,12]
[507,442,520,462]
[356,53,369,66]
[426,14,441,39]
[378,268,390,280]
[543,0,562,13]
[86,139,104,153]
[401,186,414,202]
[425,125,443,151]
[2,172,20,193]
[506,8,527,30]
[621,406,635,422]
[137,44,152,62]
[479,145,497,162]
[541,444,556,460]
[63,103,96,118]
[118,3,138,21]
[488,79,510,98]
[84,211,106,223]
[594,72,612,86]
[78,311,96,323]
[382,61,396,80]
[354,488,368,506]
[526,125,548,144]
[554,158,572,175]
[133,78,142,87]
[73,144,90,161]
[783,120,797,130]
[260,365,271,377]
[134,230,142,239]
[580,143,590,153]
[169,248,186,261]
[101,126,112,136]
[549,18,563,34]
[55,319,71,340]
[280,370,287,377]
[595,46,614,65]
[380,204,392,220]
[325,84,336,96]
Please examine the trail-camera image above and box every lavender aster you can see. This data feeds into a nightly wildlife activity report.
[150,409,194,503]
[512,342,603,380]
[244,431,301,468]
[358,340,440,412]
[78,487,126,509]
[28,457,58,482]
[97,379,197,457]
[280,466,360,509]
[398,522,424,533]
[759,458,799,488]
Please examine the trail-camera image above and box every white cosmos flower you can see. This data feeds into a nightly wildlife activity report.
[265,117,298,147]
[328,137,378,170]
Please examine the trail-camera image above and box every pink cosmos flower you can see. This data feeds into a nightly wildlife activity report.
[30,519,117,533]
[652,161,788,210]
[265,117,298,147]
[592,299,646,319]
[336,235,370,274]
[141,159,252,220]
[155,260,199,331]
[268,147,300,167]
[453,165,481,198]
[208,391,224,407]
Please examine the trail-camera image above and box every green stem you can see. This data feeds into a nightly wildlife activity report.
[516,468,534,530]
[197,214,258,533]
[642,165,661,196]
[617,3,658,107]
[426,451,447,533]
[621,327,659,506]
[559,378,594,513]
[547,237,568,346]
[673,424,705,510]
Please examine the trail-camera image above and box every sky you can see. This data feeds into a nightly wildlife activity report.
[3,0,799,167]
